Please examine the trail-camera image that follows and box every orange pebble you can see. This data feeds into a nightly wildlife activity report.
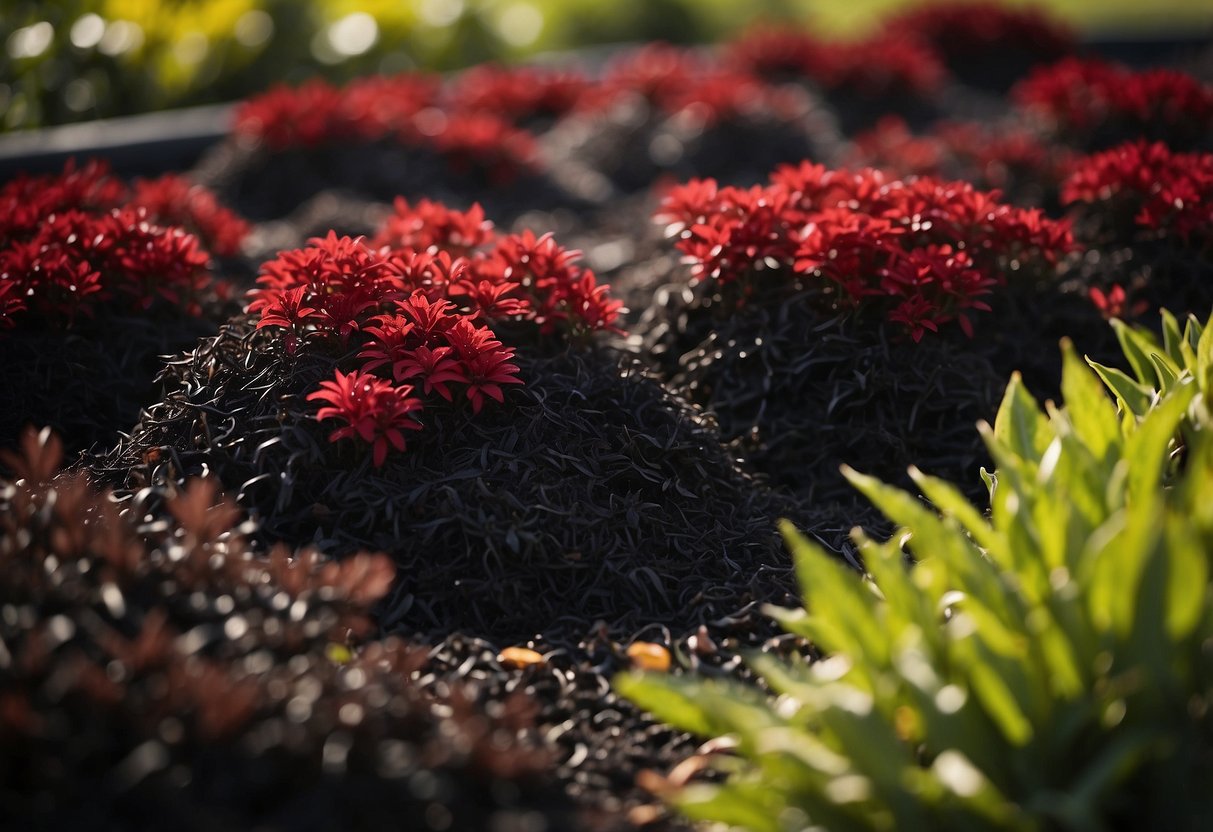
[498,646,544,668]
[627,642,671,672]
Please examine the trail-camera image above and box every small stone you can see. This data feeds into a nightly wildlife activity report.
[626,642,671,672]
[498,646,545,669]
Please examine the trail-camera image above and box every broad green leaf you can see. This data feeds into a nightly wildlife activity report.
[993,373,1052,465]
[908,466,999,553]
[963,647,1035,746]
[676,783,785,832]
[1148,352,1180,394]
[846,467,1025,651]
[1087,360,1155,420]
[1061,340,1122,466]
[1160,512,1207,640]
[1111,318,1162,387]
[616,674,737,742]
[1161,308,1184,365]
[780,520,890,667]
[1198,310,1213,393]
[1180,313,1203,371]
[1124,380,1195,502]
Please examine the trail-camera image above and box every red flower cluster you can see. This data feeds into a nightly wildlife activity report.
[884,2,1073,63]
[0,161,242,328]
[1012,58,1213,140]
[128,174,250,257]
[1062,140,1213,243]
[249,201,622,465]
[657,163,1075,341]
[585,43,799,127]
[726,27,945,98]
[450,63,590,124]
[848,116,1073,193]
[308,369,424,466]
[233,75,539,182]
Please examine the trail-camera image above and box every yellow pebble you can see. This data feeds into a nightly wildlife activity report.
[627,642,671,672]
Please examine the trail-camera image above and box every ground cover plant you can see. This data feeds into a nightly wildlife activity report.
[618,313,1213,830]
[641,161,1090,502]
[101,200,812,644]
[0,159,248,454]
[0,427,577,831]
[4,2,1213,829]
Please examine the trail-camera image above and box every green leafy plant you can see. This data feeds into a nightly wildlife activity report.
[617,311,1213,831]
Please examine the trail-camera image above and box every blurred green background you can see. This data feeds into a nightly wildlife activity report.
[3,0,1212,133]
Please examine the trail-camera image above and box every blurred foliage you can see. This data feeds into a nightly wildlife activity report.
[2,0,1212,133]
[618,311,1213,830]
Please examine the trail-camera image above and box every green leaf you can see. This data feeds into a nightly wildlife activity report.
[1198,310,1213,394]
[676,783,785,832]
[613,673,753,738]
[908,466,999,553]
[1161,511,1208,639]
[1087,360,1155,420]
[1160,308,1184,366]
[993,373,1051,465]
[1124,380,1195,502]
[1111,318,1163,387]
[779,520,889,668]
[1061,340,1122,466]
[1148,352,1180,394]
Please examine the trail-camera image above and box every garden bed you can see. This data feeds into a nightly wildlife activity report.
[3,8,1213,832]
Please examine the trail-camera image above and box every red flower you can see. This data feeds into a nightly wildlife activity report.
[1062,140,1213,243]
[1013,59,1213,142]
[373,197,495,253]
[307,369,424,467]
[443,318,523,413]
[451,278,532,321]
[0,278,25,327]
[128,175,250,257]
[451,63,589,123]
[233,80,349,149]
[393,291,458,339]
[659,162,1073,339]
[883,2,1073,64]
[392,344,468,400]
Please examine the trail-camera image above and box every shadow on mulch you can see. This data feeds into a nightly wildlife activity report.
[0,308,223,459]
[98,321,857,646]
[634,274,1123,507]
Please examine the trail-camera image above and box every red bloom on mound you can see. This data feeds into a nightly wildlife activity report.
[342,73,441,140]
[233,79,348,149]
[658,163,1074,338]
[1013,59,1213,141]
[250,202,622,464]
[487,230,624,334]
[443,317,523,413]
[421,111,539,184]
[128,175,250,257]
[451,63,589,123]
[727,27,945,97]
[0,159,240,328]
[250,232,399,343]
[847,116,1073,193]
[307,370,424,467]
[883,2,1073,61]
[0,158,125,241]
[372,198,495,253]
[1062,140,1213,242]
